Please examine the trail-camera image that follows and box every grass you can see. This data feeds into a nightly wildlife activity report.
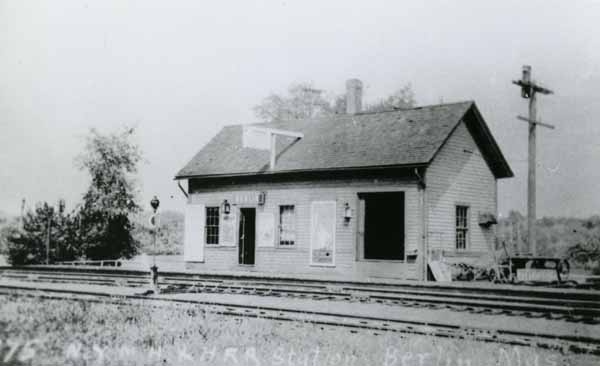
[0,295,596,366]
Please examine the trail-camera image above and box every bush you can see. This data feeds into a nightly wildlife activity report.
[6,202,80,265]
[0,218,17,255]
[568,237,600,262]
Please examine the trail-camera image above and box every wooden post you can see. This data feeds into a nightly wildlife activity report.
[512,66,554,257]
[528,92,537,256]
[46,218,51,265]
[20,198,25,230]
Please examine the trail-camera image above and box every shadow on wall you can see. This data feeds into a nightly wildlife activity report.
[427,146,472,209]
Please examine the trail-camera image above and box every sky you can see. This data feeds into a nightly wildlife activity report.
[1,0,600,218]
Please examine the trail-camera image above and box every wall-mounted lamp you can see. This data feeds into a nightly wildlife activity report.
[222,199,231,215]
[258,192,266,206]
[344,202,352,223]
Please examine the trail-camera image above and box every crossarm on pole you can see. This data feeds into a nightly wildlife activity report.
[516,115,555,130]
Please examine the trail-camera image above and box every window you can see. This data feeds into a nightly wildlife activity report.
[456,205,469,250]
[205,207,220,245]
[279,205,296,245]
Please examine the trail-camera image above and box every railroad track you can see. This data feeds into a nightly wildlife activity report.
[0,284,599,356]
[1,266,599,325]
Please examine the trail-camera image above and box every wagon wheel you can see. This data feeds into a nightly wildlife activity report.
[488,268,497,282]
[557,259,570,282]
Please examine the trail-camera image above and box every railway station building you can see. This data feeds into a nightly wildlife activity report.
[175,80,513,280]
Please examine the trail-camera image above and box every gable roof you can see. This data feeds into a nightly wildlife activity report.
[175,101,513,180]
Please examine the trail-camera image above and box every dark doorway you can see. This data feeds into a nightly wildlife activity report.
[238,208,256,265]
[360,192,405,260]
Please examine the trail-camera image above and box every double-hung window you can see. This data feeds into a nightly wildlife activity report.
[205,207,220,245]
[456,205,469,250]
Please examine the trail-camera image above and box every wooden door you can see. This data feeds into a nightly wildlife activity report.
[238,208,256,265]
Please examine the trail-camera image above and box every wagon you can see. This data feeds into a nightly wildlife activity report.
[489,256,570,283]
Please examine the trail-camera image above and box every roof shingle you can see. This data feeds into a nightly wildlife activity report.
[175,101,513,179]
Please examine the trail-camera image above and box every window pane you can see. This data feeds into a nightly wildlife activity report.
[279,205,295,245]
[456,206,468,250]
[205,207,220,245]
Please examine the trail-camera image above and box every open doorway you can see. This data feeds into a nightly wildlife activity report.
[238,208,256,265]
[358,192,405,260]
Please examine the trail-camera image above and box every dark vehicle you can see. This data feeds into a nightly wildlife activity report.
[489,256,570,284]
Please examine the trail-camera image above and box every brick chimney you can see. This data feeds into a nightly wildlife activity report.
[346,79,363,115]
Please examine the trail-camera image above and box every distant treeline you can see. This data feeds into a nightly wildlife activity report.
[0,209,184,258]
[0,211,10,255]
[497,211,600,271]
[132,210,183,255]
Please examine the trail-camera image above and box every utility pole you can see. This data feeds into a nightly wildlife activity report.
[150,196,160,293]
[20,198,25,231]
[512,65,554,257]
[46,213,51,265]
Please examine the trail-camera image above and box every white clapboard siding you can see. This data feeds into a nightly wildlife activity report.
[256,211,275,247]
[184,204,205,262]
[426,121,497,252]
[219,206,238,247]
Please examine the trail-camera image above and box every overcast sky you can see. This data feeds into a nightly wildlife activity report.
[1,0,599,218]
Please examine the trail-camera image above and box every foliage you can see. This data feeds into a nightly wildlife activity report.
[5,201,80,265]
[497,211,600,272]
[253,81,416,122]
[363,83,416,113]
[132,210,184,255]
[75,127,142,260]
[567,237,600,274]
[253,82,335,122]
[0,212,16,255]
[0,295,581,365]
[5,127,142,263]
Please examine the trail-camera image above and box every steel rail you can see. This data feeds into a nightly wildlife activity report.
[0,285,598,356]
[1,267,599,323]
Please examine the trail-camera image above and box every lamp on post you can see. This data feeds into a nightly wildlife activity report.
[150,196,160,292]
[150,196,160,212]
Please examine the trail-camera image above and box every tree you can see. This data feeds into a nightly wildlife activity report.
[76,127,142,260]
[364,83,416,113]
[0,213,12,255]
[253,81,417,122]
[253,82,334,122]
[6,201,79,265]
